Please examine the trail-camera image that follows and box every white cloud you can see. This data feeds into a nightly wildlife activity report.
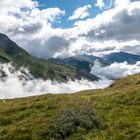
[0,0,67,59]
[0,0,37,13]
[30,8,65,23]
[115,0,130,7]
[71,1,140,56]
[0,0,140,59]
[96,0,104,9]
[96,0,115,10]
[0,63,112,99]
[69,5,91,20]
[0,0,65,34]
[91,60,140,80]
[76,1,140,40]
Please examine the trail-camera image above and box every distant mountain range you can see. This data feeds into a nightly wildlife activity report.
[0,33,99,82]
[102,52,140,64]
[1,33,140,82]
[49,52,140,73]
[76,52,140,65]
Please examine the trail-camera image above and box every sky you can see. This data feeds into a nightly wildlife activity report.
[1,0,140,98]
[0,0,140,59]
[37,0,100,28]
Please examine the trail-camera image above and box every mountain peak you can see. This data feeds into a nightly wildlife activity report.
[0,33,8,40]
[0,33,27,57]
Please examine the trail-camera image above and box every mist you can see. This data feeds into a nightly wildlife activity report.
[0,63,112,99]
[91,61,140,80]
[1,61,140,99]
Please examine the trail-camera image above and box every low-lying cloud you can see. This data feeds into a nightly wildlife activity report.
[91,60,140,80]
[0,63,112,99]
[1,61,140,99]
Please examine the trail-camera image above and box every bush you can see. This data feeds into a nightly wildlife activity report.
[45,105,101,139]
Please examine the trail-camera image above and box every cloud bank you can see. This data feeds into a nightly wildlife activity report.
[1,61,140,99]
[91,61,140,80]
[0,63,112,99]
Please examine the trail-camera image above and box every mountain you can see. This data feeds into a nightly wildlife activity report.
[49,56,93,72]
[102,52,140,64]
[65,52,140,69]
[0,33,99,82]
[76,52,140,65]
[48,57,99,81]
[76,54,101,64]
[48,54,107,74]
[0,73,139,139]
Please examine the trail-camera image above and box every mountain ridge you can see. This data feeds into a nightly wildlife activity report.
[0,33,99,82]
[49,52,140,75]
[102,52,140,64]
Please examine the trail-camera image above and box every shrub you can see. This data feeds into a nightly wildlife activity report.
[45,105,101,139]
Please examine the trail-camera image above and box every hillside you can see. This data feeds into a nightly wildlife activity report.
[0,33,99,82]
[49,56,93,72]
[0,73,139,140]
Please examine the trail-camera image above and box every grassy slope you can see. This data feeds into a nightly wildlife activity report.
[0,47,77,82]
[0,73,140,140]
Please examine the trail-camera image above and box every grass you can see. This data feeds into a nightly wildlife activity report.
[0,73,139,139]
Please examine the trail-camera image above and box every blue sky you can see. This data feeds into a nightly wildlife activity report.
[36,0,139,29]
[37,0,102,28]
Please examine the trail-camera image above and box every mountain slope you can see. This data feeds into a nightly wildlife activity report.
[49,56,99,81]
[0,73,139,139]
[49,56,93,72]
[0,33,99,82]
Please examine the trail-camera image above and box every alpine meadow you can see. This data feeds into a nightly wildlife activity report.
[0,0,140,140]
